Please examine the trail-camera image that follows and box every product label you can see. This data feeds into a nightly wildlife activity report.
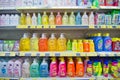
[99,0,104,5]
[98,40,103,50]
[14,63,21,77]
[7,63,13,77]
[87,65,92,76]
[105,39,112,50]
[50,63,57,76]
[59,64,66,76]
[114,42,120,51]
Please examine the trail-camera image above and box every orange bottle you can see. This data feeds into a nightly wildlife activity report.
[76,57,84,77]
[39,33,48,51]
[83,40,90,52]
[67,57,75,77]
[56,12,62,25]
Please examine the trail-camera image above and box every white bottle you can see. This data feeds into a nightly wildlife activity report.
[27,0,33,6]
[7,60,14,77]
[10,14,14,25]
[82,12,88,25]
[5,14,10,25]
[22,0,27,7]
[1,60,8,77]
[89,12,94,25]
[0,14,5,25]
[22,59,30,77]
[32,13,37,25]
[33,0,38,6]
[14,14,20,25]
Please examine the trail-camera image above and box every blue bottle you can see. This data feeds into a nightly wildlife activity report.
[102,33,112,51]
[93,33,103,52]
[39,58,49,77]
[76,12,82,25]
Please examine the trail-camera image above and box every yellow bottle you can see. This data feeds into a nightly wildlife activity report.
[77,40,83,52]
[89,40,95,52]
[20,33,30,51]
[20,13,26,25]
[26,13,32,25]
[42,12,49,25]
[30,33,39,51]
[48,33,57,51]
[57,33,67,51]
[72,39,78,52]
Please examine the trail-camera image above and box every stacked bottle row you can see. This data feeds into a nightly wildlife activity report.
[0,0,120,8]
[1,10,120,26]
[0,57,120,78]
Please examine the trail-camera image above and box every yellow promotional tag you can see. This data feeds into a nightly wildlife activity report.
[20,78,25,80]
[44,25,49,28]
[30,25,36,28]
[37,25,42,28]
[107,25,112,28]
[0,52,5,56]
[89,25,94,28]
[17,25,28,28]
[40,52,45,56]
[19,52,25,56]
[101,25,106,28]
[10,52,16,56]
[32,78,37,80]
[50,25,56,28]
[117,26,120,28]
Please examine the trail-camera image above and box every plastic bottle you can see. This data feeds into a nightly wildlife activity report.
[56,12,62,25]
[20,13,26,25]
[77,40,83,52]
[22,59,30,77]
[86,61,93,77]
[58,57,66,77]
[67,39,72,51]
[30,33,39,51]
[1,60,8,77]
[93,33,103,52]
[5,14,10,25]
[32,13,37,25]
[40,58,49,77]
[0,14,5,25]
[112,38,120,51]
[14,14,20,25]
[14,59,22,77]
[76,57,84,77]
[87,0,92,7]
[42,12,48,25]
[19,33,30,51]
[33,0,38,6]
[89,12,95,25]
[30,58,39,77]
[7,60,14,77]
[67,57,75,77]
[103,33,112,51]
[27,0,33,6]
[39,33,48,51]
[111,60,118,78]
[105,0,113,6]
[103,60,109,77]
[99,0,105,6]
[48,33,57,51]
[76,12,82,25]
[69,12,75,25]
[62,12,68,25]
[57,33,67,51]
[37,13,42,25]
[89,40,95,52]
[93,0,99,7]
[83,40,90,52]
[50,57,57,77]
[26,13,32,25]
[72,39,78,52]
[82,12,88,25]
[49,12,55,25]
[77,0,84,6]
[105,14,112,25]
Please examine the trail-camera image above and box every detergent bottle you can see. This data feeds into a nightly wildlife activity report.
[98,60,102,76]
[57,33,67,51]
[39,33,48,51]
[1,60,8,77]
[99,0,105,6]
[86,61,93,77]
[103,60,109,77]
[56,12,62,25]
[76,12,82,25]
[103,33,112,51]
[69,12,75,25]
[105,0,113,6]
[19,33,30,51]
[32,13,37,25]
[77,40,83,52]
[84,57,89,73]
[67,57,75,77]
[93,33,103,52]
[20,13,26,25]
[48,33,57,51]
[7,59,14,77]
[89,11,95,25]
[50,57,57,77]
[22,59,30,78]
[93,0,99,7]
[76,57,84,77]
[82,12,88,25]
[58,57,66,77]
[42,12,48,25]
[83,40,90,52]
[49,12,55,25]
[30,33,39,51]
[72,39,78,52]
[30,58,39,77]
[26,13,32,25]
[40,58,49,77]
[111,60,118,78]
[67,39,72,51]
[62,12,68,25]
[93,60,99,76]
[37,13,42,25]
[89,40,95,52]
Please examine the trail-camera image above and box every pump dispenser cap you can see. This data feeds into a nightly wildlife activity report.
[65,12,67,15]
[23,33,28,38]
[60,33,65,38]
[32,33,38,38]
[41,33,47,38]
[51,33,55,38]
[44,12,46,15]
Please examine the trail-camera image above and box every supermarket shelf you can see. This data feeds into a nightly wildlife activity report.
[0,77,19,80]
[100,6,120,9]
[0,52,16,56]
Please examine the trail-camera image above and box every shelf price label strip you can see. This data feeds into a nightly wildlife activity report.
[17,25,28,28]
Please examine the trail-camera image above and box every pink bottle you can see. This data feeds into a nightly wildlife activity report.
[56,12,62,25]
[105,0,113,6]
[113,0,118,6]
[58,58,66,77]
[50,58,57,77]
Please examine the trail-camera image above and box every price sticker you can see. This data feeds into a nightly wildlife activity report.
[10,52,16,56]
[37,25,42,28]
[36,53,40,56]
[107,25,112,28]
[45,53,50,56]
[25,53,31,56]
[76,53,80,56]
[101,25,106,28]
[30,25,36,28]
[5,53,10,56]
[44,25,49,28]
[117,26,120,28]
[55,53,60,56]
[89,25,94,28]
[17,25,28,28]
[0,52,5,56]
[50,25,56,28]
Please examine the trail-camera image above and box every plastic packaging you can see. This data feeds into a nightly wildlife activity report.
[42,12,48,25]
[62,12,68,25]
[76,12,82,25]
[56,12,62,25]
[69,12,75,25]
[72,39,78,52]
[77,40,83,52]
[82,12,88,25]
[67,39,72,51]
[32,13,37,25]
[37,13,42,25]
[49,12,55,25]
[83,40,89,52]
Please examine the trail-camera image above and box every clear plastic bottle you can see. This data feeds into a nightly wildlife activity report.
[42,12,49,25]
[62,12,68,25]
[26,13,32,25]
[82,12,88,25]
[32,13,37,25]
[49,12,55,25]
[69,12,75,25]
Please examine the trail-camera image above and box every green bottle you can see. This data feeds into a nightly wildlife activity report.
[67,40,72,51]
[37,13,42,25]
[93,0,99,8]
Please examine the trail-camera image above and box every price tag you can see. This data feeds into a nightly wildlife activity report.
[101,25,106,28]
[37,25,42,28]
[51,78,56,80]
[117,26,120,28]
[91,6,97,9]
[10,52,16,56]
[30,25,36,28]
[5,53,10,56]
[89,25,94,28]
[45,53,50,56]
[44,25,49,28]
[25,53,31,56]
[32,78,37,80]
[20,78,25,80]
[55,53,60,56]
[0,52,5,56]
[107,25,112,28]
[50,25,56,28]
[89,78,94,80]
[76,53,80,56]
[17,25,28,28]
[36,53,40,56]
